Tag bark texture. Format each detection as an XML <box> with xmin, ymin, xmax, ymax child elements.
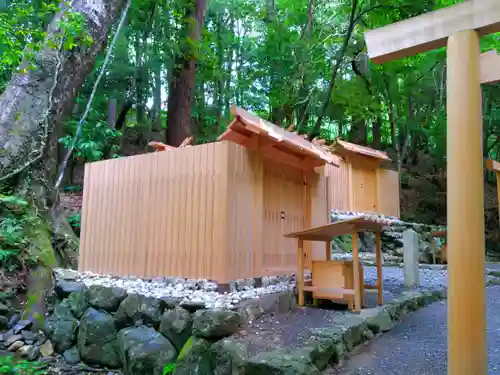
<box><xmin>0</xmin><ymin>0</ymin><xmax>127</xmax><ymax>179</ymax></box>
<box><xmin>166</xmin><ymin>0</ymin><xmax>207</xmax><ymax>146</ymax></box>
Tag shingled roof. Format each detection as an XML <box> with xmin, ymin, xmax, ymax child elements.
<box><xmin>218</xmin><ymin>106</ymin><xmax>340</xmax><ymax>170</ymax></box>
<box><xmin>332</xmin><ymin>139</ymin><xmax>391</xmax><ymax>162</ymax></box>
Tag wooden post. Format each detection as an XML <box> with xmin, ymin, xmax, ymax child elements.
<box><xmin>497</xmin><ymin>173</ymin><xmax>500</xmax><ymax>223</ymax></box>
<box><xmin>375</xmin><ymin>231</ymin><xmax>383</xmax><ymax>306</ymax></box>
<box><xmin>351</xmin><ymin>231</ymin><xmax>361</xmax><ymax>311</ymax></box>
<box><xmin>297</xmin><ymin>239</ymin><xmax>304</xmax><ymax>306</ymax></box>
<box><xmin>485</xmin><ymin>160</ymin><xmax>500</xmax><ymax>223</ymax></box>
<box><xmin>447</xmin><ymin>30</ymin><xmax>487</xmax><ymax>375</ymax></box>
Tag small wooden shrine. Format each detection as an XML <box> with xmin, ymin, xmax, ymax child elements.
<box><xmin>79</xmin><ymin>106</ymin><xmax>335</xmax><ymax>283</ymax></box>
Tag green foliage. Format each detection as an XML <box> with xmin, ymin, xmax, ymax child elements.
<box><xmin>59</xmin><ymin>115</ymin><xmax>121</xmax><ymax>162</ymax></box>
<box><xmin>0</xmin><ymin>193</ymin><xmax>46</xmax><ymax>272</ymax></box>
<box><xmin>0</xmin><ymin>355</ymin><xmax>48</xmax><ymax>375</ymax></box>
<box><xmin>67</xmin><ymin>213</ymin><xmax>81</xmax><ymax>229</ymax></box>
<box><xmin>162</xmin><ymin>336</ymin><xmax>194</xmax><ymax>375</ymax></box>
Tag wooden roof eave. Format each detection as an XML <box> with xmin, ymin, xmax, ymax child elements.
<box><xmin>219</xmin><ymin>109</ymin><xmax>339</xmax><ymax>170</ymax></box>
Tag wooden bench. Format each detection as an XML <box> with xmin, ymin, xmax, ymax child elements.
<box><xmin>284</xmin><ymin>216</ymin><xmax>386</xmax><ymax>312</ymax></box>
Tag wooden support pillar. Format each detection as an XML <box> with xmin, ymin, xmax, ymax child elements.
<box><xmin>447</xmin><ymin>30</ymin><xmax>487</xmax><ymax>375</ymax></box>
<box><xmin>297</xmin><ymin>239</ymin><xmax>304</xmax><ymax>306</ymax></box>
<box><xmin>351</xmin><ymin>231</ymin><xmax>361</xmax><ymax>311</ymax></box>
<box><xmin>375</xmin><ymin>231</ymin><xmax>383</xmax><ymax>306</ymax></box>
<box><xmin>496</xmin><ymin>172</ymin><xmax>500</xmax><ymax>222</ymax></box>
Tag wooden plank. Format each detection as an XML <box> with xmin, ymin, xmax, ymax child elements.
<box><xmin>480</xmin><ymin>50</ymin><xmax>500</xmax><ymax>84</ymax></box>
<box><xmin>375</xmin><ymin>231</ymin><xmax>383</xmax><ymax>306</ymax></box>
<box><xmin>283</xmin><ymin>216</ymin><xmax>386</xmax><ymax>240</ymax></box>
<box><xmin>352</xmin><ymin>231</ymin><xmax>362</xmax><ymax>311</ymax></box>
<box><xmin>486</xmin><ymin>159</ymin><xmax>500</xmax><ymax>172</ymax></box>
<box><xmin>497</xmin><ymin>172</ymin><xmax>500</xmax><ymax>222</ymax></box>
<box><xmin>297</xmin><ymin>239</ymin><xmax>305</xmax><ymax>306</ymax></box>
<box><xmin>364</xmin><ymin>0</ymin><xmax>500</xmax><ymax>64</ymax></box>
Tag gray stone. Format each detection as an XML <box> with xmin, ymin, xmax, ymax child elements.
<box><xmin>0</xmin><ymin>302</ymin><xmax>9</xmax><ymax>314</ymax></box>
<box><xmin>44</xmin><ymin>301</ymin><xmax>79</xmax><ymax>352</ymax></box>
<box><xmin>403</xmin><ymin>229</ymin><xmax>420</xmax><ymax>288</ymax></box>
<box><xmin>118</xmin><ymin>326</ymin><xmax>177</xmax><ymax>375</ymax></box>
<box><xmin>158</xmin><ymin>307</ymin><xmax>193</xmax><ymax>351</ymax></box>
<box><xmin>7</xmin><ymin>313</ymin><xmax>20</xmax><ymax>329</ymax></box>
<box><xmin>211</xmin><ymin>338</ymin><xmax>248</xmax><ymax>375</ymax></box>
<box><xmin>56</xmin><ymin>269</ymin><xmax>79</xmax><ymax>280</ymax></box>
<box><xmin>21</xmin><ymin>330</ymin><xmax>35</xmax><ymax>341</ymax></box>
<box><xmin>4</xmin><ymin>334</ymin><xmax>23</xmax><ymax>347</ymax></box>
<box><xmin>360</xmin><ymin>307</ymin><xmax>394</xmax><ymax>333</ymax></box>
<box><xmin>291</xmin><ymin>342</ymin><xmax>335</xmax><ymax>372</ymax></box>
<box><xmin>67</xmin><ymin>290</ymin><xmax>89</xmax><ymax>319</ymax></box>
<box><xmin>8</xmin><ymin>340</ymin><xmax>24</xmax><ymax>351</ymax></box>
<box><xmin>115</xmin><ymin>294</ymin><xmax>163</xmax><ymax>328</ymax></box>
<box><xmin>18</xmin><ymin>344</ymin><xmax>39</xmax><ymax>360</ymax></box>
<box><xmin>77</xmin><ymin>307</ymin><xmax>120</xmax><ymax>368</ymax></box>
<box><xmin>39</xmin><ymin>340</ymin><xmax>54</xmax><ymax>357</ymax></box>
<box><xmin>174</xmin><ymin>337</ymin><xmax>213</xmax><ymax>375</ymax></box>
<box><xmin>87</xmin><ymin>285</ymin><xmax>127</xmax><ymax>312</ymax></box>
<box><xmin>55</xmin><ymin>280</ymin><xmax>86</xmax><ymax>299</ymax></box>
<box><xmin>363</xmin><ymin>328</ymin><xmax>375</xmax><ymax>340</ymax></box>
<box><xmin>0</xmin><ymin>315</ymin><xmax>8</xmax><ymax>330</ymax></box>
<box><xmin>338</xmin><ymin>316</ymin><xmax>368</xmax><ymax>351</ymax></box>
<box><xmin>193</xmin><ymin>309</ymin><xmax>242</xmax><ymax>340</ymax></box>
<box><xmin>12</xmin><ymin>319</ymin><xmax>32</xmax><ymax>334</ymax></box>
<box><xmin>63</xmin><ymin>346</ymin><xmax>81</xmax><ymax>364</ymax></box>
<box><xmin>245</xmin><ymin>350</ymin><xmax>321</xmax><ymax>375</ymax></box>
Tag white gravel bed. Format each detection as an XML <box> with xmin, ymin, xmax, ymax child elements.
<box><xmin>364</xmin><ymin>266</ymin><xmax>448</xmax><ymax>291</ymax></box>
<box><xmin>55</xmin><ymin>264</ymin><xmax>499</xmax><ymax>310</ymax></box>
<box><xmin>54</xmin><ymin>268</ymin><xmax>295</xmax><ymax>309</ymax></box>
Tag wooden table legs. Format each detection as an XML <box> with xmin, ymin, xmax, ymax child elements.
<box><xmin>375</xmin><ymin>231</ymin><xmax>383</xmax><ymax>306</ymax></box>
<box><xmin>297</xmin><ymin>238</ymin><xmax>304</xmax><ymax>306</ymax></box>
<box><xmin>352</xmin><ymin>231</ymin><xmax>362</xmax><ymax>311</ymax></box>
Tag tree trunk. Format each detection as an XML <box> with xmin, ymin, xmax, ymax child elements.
<box><xmin>0</xmin><ymin>0</ymin><xmax>126</xmax><ymax>180</ymax></box>
<box><xmin>166</xmin><ymin>0</ymin><xmax>207</xmax><ymax>146</ymax></box>
<box><xmin>0</xmin><ymin>0</ymin><xmax>126</xmax><ymax>324</ymax></box>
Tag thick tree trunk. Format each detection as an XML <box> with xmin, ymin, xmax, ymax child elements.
<box><xmin>166</xmin><ymin>0</ymin><xmax>207</xmax><ymax>146</ymax></box>
<box><xmin>0</xmin><ymin>0</ymin><xmax>126</xmax><ymax>323</ymax></box>
<box><xmin>0</xmin><ymin>0</ymin><xmax>126</xmax><ymax>179</ymax></box>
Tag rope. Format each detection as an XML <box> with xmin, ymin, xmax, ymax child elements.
<box><xmin>53</xmin><ymin>0</ymin><xmax>132</xmax><ymax>190</ymax></box>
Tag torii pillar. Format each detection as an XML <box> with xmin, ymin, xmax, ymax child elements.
<box><xmin>364</xmin><ymin>1</ymin><xmax>500</xmax><ymax>374</ymax></box>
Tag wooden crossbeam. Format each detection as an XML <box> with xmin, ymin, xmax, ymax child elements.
<box><xmin>364</xmin><ymin>0</ymin><xmax>500</xmax><ymax>64</ymax></box>
<box><xmin>480</xmin><ymin>50</ymin><xmax>500</xmax><ymax>84</ymax></box>
<box><xmin>486</xmin><ymin>159</ymin><xmax>500</xmax><ymax>172</ymax></box>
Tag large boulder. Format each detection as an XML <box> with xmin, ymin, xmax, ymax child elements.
<box><xmin>54</xmin><ymin>280</ymin><xmax>86</xmax><ymax>299</ymax></box>
<box><xmin>44</xmin><ymin>301</ymin><xmax>79</xmax><ymax>353</ymax></box>
<box><xmin>174</xmin><ymin>337</ymin><xmax>213</xmax><ymax>375</ymax></box>
<box><xmin>115</xmin><ymin>294</ymin><xmax>163</xmax><ymax>328</ymax></box>
<box><xmin>158</xmin><ymin>307</ymin><xmax>193</xmax><ymax>351</ymax></box>
<box><xmin>210</xmin><ymin>338</ymin><xmax>248</xmax><ymax>375</ymax></box>
<box><xmin>118</xmin><ymin>326</ymin><xmax>177</xmax><ymax>375</ymax></box>
<box><xmin>245</xmin><ymin>351</ymin><xmax>321</xmax><ymax>375</ymax></box>
<box><xmin>192</xmin><ymin>309</ymin><xmax>241</xmax><ymax>340</ymax></box>
<box><xmin>87</xmin><ymin>285</ymin><xmax>127</xmax><ymax>312</ymax></box>
<box><xmin>360</xmin><ymin>307</ymin><xmax>394</xmax><ymax>333</ymax></box>
<box><xmin>77</xmin><ymin>307</ymin><xmax>120</xmax><ymax>368</ymax></box>
<box><xmin>67</xmin><ymin>290</ymin><xmax>89</xmax><ymax>319</ymax></box>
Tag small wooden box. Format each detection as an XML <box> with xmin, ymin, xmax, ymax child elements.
<box><xmin>311</xmin><ymin>260</ymin><xmax>364</xmax><ymax>307</ymax></box>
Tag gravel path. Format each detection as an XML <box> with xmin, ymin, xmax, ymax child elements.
<box><xmin>327</xmin><ymin>285</ymin><xmax>500</xmax><ymax>375</ymax></box>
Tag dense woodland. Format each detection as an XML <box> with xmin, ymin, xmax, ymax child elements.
<box><xmin>1</xmin><ymin>0</ymin><xmax>500</xmax><ymax>295</ymax></box>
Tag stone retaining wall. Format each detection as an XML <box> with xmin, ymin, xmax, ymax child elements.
<box><xmin>0</xmin><ymin>272</ymin><xmax>297</xmax><ymax>375</ymax></box>
<box><xmin>331</xmin><ymin>210</ymin><xmax>447</xmax><ymax>264</ymax></box>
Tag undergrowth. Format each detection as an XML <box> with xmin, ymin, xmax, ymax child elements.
<box><xmin>0</xmin><ymin>193</ymin><xmax>43</xmax><ymax>274</ymax></box>
<box><xmin>0</xmin><ymin>355</ymin><xmax>48</xmax><ymax>375</ymax></box>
